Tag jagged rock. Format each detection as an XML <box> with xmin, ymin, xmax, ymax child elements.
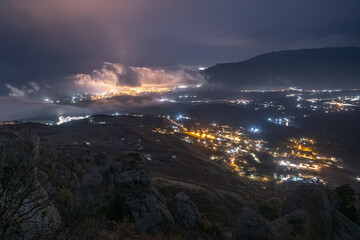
<box><xmin>276</xmin><ymin>185</ymin><xmax>360</xmax><ymax>240</ymax></box>
<box><xmin>236</xmin><ymin>207</ymin><xmax>281</xmax><ymax>240</ymax></box>
<box><xmin>127</xmin><ymin>187</ymin><xmax>174</xmax><ymax>233</ymax></box>
<box><xmin>0</xmin><ymin>130</ymin><xmax>40</xmax><ymax>166</ymax></box>
<box><xmin>20</xmin><ymin>178</ymin><xmax>62</xmax><ymax>240</ymax></box>
<box><xmin>271</xmin><ymin>210</ymin><xmax>306</xmax><ymax>240</ymax></box>
<box><xmin>281</xmin><ymin>185</ymin><xmax>339</xmax><ymax>216</ymax></box>
<box><xmin>305</xmin><ymin>188</ymin><xmax>332</xmax><ymax>240</ymax></box>
<box><xmin>82</xmin><ymin>164</ymin><xmax>110</xmax><ymax>187</ymax></box>
<box><xmin>0</xmin><ymin>131</ymin><xmax>61</xmax><ymax>240</ymax></box>
<box><xmin>331</xmin><ymin>210</ymin><xmax>360</xmax><ymax>240</ymax></box>
<box><xmin>173</xmin><ymin>192</ymin><xmax>200</xmax><ymax>228</ymax></box>
<box><xmin>43</xmin><ymin>146</ymin><xmax>174</xmax><ymax>234</ymax></box>
<box><xmin>105</xmin><ymin>154</ymin><xmax>174</xmax><ymax>232</ymax></box>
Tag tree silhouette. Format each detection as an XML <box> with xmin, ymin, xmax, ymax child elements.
<box><xmin>0</xmin><ymin>130</ymin><xmax>57</xmax><ymax>239</ymax></box>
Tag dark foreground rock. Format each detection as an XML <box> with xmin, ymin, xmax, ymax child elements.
<box><xmin>281</xmin><ymin>184</ymin><xmax>339</xmax><ymax>216</ymax></box>
<box><xmin>1</xmin><ymin>129</ymin><xmax>175</xmax><ymax>238</ymax></box>
<box><xmin>331</xmin><ymin>210</ymin><xmax>360</xmax><ymax>240</ymax></box>
<box><xmin>173</xmin><ymin>192</ymin><xmax>200</xmax><ymax>228</ymax></box>
<box><xmin>271</xmin><ymin>210</ymin><xmax>305</xmax><ymax>240</ymax></box>
<box><xmin>236</xmin><ymin>207</ymin><xmax>281</xmax><ymax>240</ymax></box>
<box><xmin>0</xmin><ymin>131</ymin><xmax>61</xmax><ymax>240</ymax></box>
<box><xmin>305</xmin><ymin>188</ymin><xmax>332</xmax><ymax>240</ymax></box>
<box><xmin>273</xmin><ymin>185</ymin><xmax>360</xmax><ymax>240</ymax></box>
<box><xmin>79</xmin><ymin>153</ymin><xmax>175</xmax><ymax>233</ymax></box>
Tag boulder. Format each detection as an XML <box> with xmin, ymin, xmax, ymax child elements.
<box><xmin>173</xmin><ymin>192</ymin><xmax>200</xmax><ymax>228</ymax></box>
<box><xmin>277</xmin><ymin>185</ymin><xmax>360</xmax><ymax>240</ymax></box>
<box><xmin>105</xmin><ymin>154</ymin><xmax>174</xmax><ymax>232</ymax></box>
<box><xmin>281</xmin><ymin>185</ymin><xmax>339</xmax><ymax>216</ymax></box>
<box><xmin>128</xmin><ymin>187</ymin><xmax>174</xmax><ymax>233</ymax></box>
<box><xmin>271</xmin><ymin>210</ymin><xmax>305</xmax><ymax>240</ymax></box>
<box><xmin>82</xmin><ymin>164</ymin><xmax>110</xmax><ymax>188</ymax></box>
<box><xmin>0</xmin><ymin>130</ymin><xmax>61</xmax><ymax>239</ymax></box>
<box><xmin>236</xmin><ymin>207</ymin><xmax>281</xmax><ymax>240</ymax></box>
<box><xmin>305</xmin><ymin>188</ymin><xmax>332</xmax><ymax>240</ymax></box>
<box><xmin>20</xmin><ymin>178</ymin><xmax>62</xmax><ymax>240</ymax></box>
<box><xmin>331</xmin><ymin>210</ymin><xmax>360</xmax><ymax>240</ymax></box>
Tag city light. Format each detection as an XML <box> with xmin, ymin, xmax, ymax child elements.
<box><xmin>250</xmin><ymin>127</ymin><xmax>260</xmax><ymax>133</ymax></box>
<box><xmin>56</xmin><ymin>115</ymin><xmax>90</xmax><ymax>125</ymax></box>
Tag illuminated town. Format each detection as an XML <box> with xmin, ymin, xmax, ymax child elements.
<box><xmin>149</xmin><ymin>113</ymin><xmax>345</xmax><ymax>186</ymax></box>
<box><xmin>90</xmin><ymin>86</ymin><xmax>173</xmax><ymax>100</ymax></box>
<box><xmin>37</xmin><ymin>110</ymin><xmax>337</xmax><ymax>186</ymax></box>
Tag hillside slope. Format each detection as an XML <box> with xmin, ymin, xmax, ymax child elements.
<box><xmin>204</xmin><ymin>47</ymin><xmax>360</xmax><ymax>89</ymax></box>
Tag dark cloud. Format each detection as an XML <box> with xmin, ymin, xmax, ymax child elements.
<box><xmin>0</xmin><ymin>0</ymin><xmax>359</xmax><ymax>96</ymax></box>
<box><xmin>5</xmin><ymin>82</ymin><xmax>40</xmax><ymax>96</ymax></box>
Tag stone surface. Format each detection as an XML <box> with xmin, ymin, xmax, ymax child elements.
<box><xmin>276</xmin><ymin>185</ymin><xmax>360</xmax><ymax>240</ymax></box>
<box><xmin>1</xmin><ymin>130</ymin><xmax>175</xmax><ymax>236</ymax></box>
<box><xmin>85</xmin><ymin>153</ymin><xmax>174</xmax><ymax>233</ymax></box>
<box><xmin>331</xmin><ymin>210</ymin><xmax>360</xmax><ymax>240</ymax></box>
<box><xmin>20</xmin><ymin>179</ymin><xmax>62</xmax><ymax>240</ymax></box>
<box><xmin>271</xmin><ymin>210</ymin><xmax>305</xmax><ymax>240</ymax></box>
<box><xmin>82</xmin><ymin>164</ymin><xmax>110</xmax><ymax>187</ymax></box>
<box><xmin>281</xmin><ymin>184</ymin><xmax>339</xmax><ymax>216</ymax></box>
<box><xmin>127</xmin><ymin>187</ymin><xmax>174</xmax><ymax>233</ymax></box>
<box><xmin>236</xmin><ymin>207</ymin><xmax>281</xmax><ymax>240</ymax></box>
<box><xmin>0</xmin><ymin>130</ymin><xmax>61</xmax><ymax>239</ymax></box>
<box><xmin>305</xmin><ymin>188</ymin><xmax>332</xmax><ymax>240</ymax></box>
<box><xmin>173</xmin><ymin>192</ymin><xmax>200</xmax><ymax>228</ymax></box>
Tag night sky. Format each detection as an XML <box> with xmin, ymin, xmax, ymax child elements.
<box><xmin>0</xmin><ymin>0</ymin><xmax>360</xmax><ymax>96</ymax></box>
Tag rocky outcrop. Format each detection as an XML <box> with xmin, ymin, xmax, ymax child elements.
<box><xmin>2</xmin><ymin>130</ymin><xmax>176</xmax><ymax>235</ymax></box>
<box><xmin>274</xmin><ymin>185</ymin><xmax>360</xmax><ymax>240</ymax></box>
<box><xmin>83</xmin><ymin>164</ymin><xmax>110</xmax><ymax>188</ymax></box>
<box><xmin>281</xmin><ymin>184</ymin><xmax>339</xmax><ymax>216</ymax></box>
<box><xmin>271</xmin><ymin>210</ymin><xmax>305</xmax><ymax>240</ymax></box>
<box><xmin>331</xmin><ymin>210</ymin><xmax>360</xmax><ymax>240</ymax></box>
<box><xmin>79</xmin><ymin>153</ymin><xmax>174</xmax><ymax>233</ymax></box>
<box><xmin>127</xmin><ymin>187</ymin><xmax>174</xmax><ymax>233</ymax></box>
<box><xmin>173</xmin><ymin>192</ymin><xmax>200</xmax><ymax>228</ymax></box>
<box><xmin>20</xmin><ymin>176</ymin><xmax>62</xmax><ymax>240</ymax></box>
<box><xmin>110</xmin><ymin>158</ymin><xmax>174</xmax><ymax>232</ymax></box>
<box><xmin>305</xmin><ymin>188</ymin><xmax>332</xmax><ymax>240</ymax></box>
<box><xmin>236</xmin><ymin>207</ymin><xmax>281</xmax><ymax>240</ymax></box>
<box><xmin>1</xmin><ymin>129</ymin><xmax>175</xmax><ymax>236</ymax></box>
<box><xmin>0</xmin><ymin>130</ymin><xmax>61</xmax><ymax>240</ymax></box>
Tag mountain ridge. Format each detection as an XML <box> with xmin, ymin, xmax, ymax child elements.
<box><xmin>204</xmin><ymin>46</ymin><xmax>360</xmax><ymax>89</ymax></box>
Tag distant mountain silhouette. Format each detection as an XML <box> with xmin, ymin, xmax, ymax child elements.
<box><xmin>203</xmin><ymin>47</ymin><xmax>360</xmax><ymax>89</ymax></box>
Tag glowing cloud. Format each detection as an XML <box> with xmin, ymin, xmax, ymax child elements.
<box><xmin>72</xmin><ymin>62</ymin><xmax>207</xmax><ymax>93</ymax></box>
